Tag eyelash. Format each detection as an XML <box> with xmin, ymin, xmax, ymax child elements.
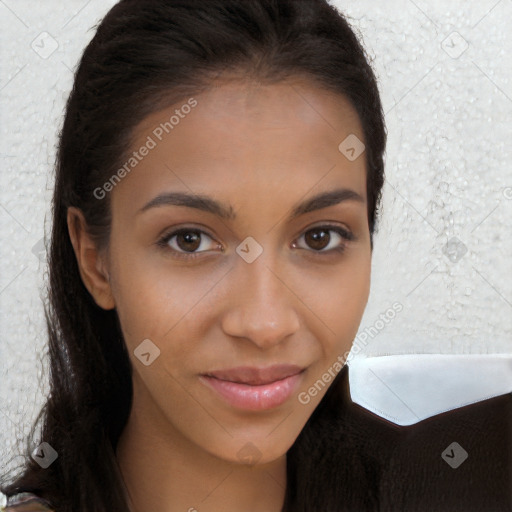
<box><xmin>156</xmin><ymin>224</ymin><xmax>355</xmax><ymax>261</ymax></box>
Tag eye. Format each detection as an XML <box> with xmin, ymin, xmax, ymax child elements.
<box><xmin>156</xmin><ymin>228</ymin><xmax>221</xmax><ymax>261</ymax></box>
<box><xmin>156</xmin><ymin>224</ymin><xmax>355</xmax><ymax>261</ymax></box>
<box><xmin>292</xmin><ymin>224</ymin><xmax>355</xmax><ymax>255</ymax></box>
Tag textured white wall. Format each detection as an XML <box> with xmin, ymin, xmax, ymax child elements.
<box><xmin>1</xmin><ymin>0</ymin><xmax>511</xmax><ymax>474</ymax></box>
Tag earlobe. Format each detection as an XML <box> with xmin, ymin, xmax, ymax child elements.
<box><xmin>66</xmin><ymin>207</ymin><xmax>116</xmax><ymax>311</ymax></box>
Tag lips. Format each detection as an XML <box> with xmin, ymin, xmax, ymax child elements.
<box><xmin>203</xmin><ymin>364</ymin><xmax>304</xmax><ymax>386</ymax></box>
<box><xmin>199</xmin><ymin>364</ymin><xmax>305</xmax><ymax>411</ymax></box>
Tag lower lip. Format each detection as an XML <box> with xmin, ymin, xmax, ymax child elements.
<box><xmin>199</xmin><ymin>372</ymin><xmax>304</xmax><ymax>411</ymax></box>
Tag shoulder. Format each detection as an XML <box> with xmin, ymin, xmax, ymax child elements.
<box><xmin>1</xmin><ymin>493</ymin><xmax>55</xmax><ymax>512</ymax></box>
<box><xmin>345</xmin><ymin>355</ymin><xmax>512</xmax><ymax>511</ymax></box>
<box><xmin>377</xmin><ymin>390</ymin><xmax>512</xmax><ymax>511</ymax></box>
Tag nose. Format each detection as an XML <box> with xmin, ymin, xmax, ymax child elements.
<box><xmin>220</xmin><ymin>255</ymin><xmax>301</xmax><ymax>350</ymax></box>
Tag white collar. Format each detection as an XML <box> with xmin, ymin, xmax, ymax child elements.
<box><xmin>346</xmin><ymin>354</ymin><xmax>512</xmax><ymax>426</ymax></box>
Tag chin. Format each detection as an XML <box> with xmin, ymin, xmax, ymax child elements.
<box><xmin>204</xmin><ymin>438</ymin><xmax>289</xmax><ymax>467</ymax></box>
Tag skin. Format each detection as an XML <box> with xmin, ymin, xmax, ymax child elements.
<box><xmin>67</xmin><ymin>77</ymin><xmax>372</xmax><ymax>512</ymax></box>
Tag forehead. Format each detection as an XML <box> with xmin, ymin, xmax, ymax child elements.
<box><xmin>111</xmin><ymin>78</ymin><xmax>367</xmax><ymax>217</ymax></box>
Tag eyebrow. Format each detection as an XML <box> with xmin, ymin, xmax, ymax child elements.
<box><xmin>138</xmin><ymin>188</ymin><xmax>365</xmax><ymax>222</ymax></box>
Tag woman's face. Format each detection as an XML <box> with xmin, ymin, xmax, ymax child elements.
<box><xmin>91</xmin><ymin>78</ymin><xmax>371</xmax><ymax>465</ymax></box>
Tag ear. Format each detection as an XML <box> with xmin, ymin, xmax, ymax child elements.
<box><xmin>67</xmin><ymin>206</ymin><xmax>116</xmax><ymax>311</ymax></box>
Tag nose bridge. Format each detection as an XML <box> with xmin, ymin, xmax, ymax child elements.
<box><xmin>221</xmin><ymin>249</ymin><xmax>300</xmax><ymax>348</ymax></box>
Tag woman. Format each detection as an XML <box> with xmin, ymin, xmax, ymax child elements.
<box><xmin>1</xmin><ymin>0</ymin><xmax>387</xmax><ymax>510</ymax></box>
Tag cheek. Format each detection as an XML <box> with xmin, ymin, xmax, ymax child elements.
<box><xmin>110</xmin><ymin>249</ymin><xmax>218</xmax><ymax>357</ymax></box>
<box><xmin>108</xmin><ymin>246</ymin><xmax>174</xmax><ymax>349</ymax></box>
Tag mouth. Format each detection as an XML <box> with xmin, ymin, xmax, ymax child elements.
<box><xmin>199</xmin><ymin>364</ymin><xmax>306</xmax><ymax>411</ymax></box>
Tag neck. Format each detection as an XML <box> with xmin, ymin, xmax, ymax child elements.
<box><xmin>115</xmin><ymin>382</ymin><xmax>287</xmax><ymax>512</ymax></box>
